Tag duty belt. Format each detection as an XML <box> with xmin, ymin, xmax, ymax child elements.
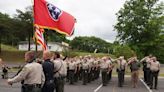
<box><xmin>23</xmin><ymin>84</ymin><xmax>41</xmax><ymax>88</ymax></box>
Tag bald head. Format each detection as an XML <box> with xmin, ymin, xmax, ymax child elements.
<box><xmin>43</xmin><ymin>51</ymin><xmax>52</xmax><ymax>60</ymax></box>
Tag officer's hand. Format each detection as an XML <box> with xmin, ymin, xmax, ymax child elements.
<box><xmin>7</xmin><ymin>79</ymin><xmax>12</xmax><ymax>85</ymax></box>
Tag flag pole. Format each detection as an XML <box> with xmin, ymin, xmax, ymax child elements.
<box><xmin>32</xmin><ymin>0</ymin><xmax>38</xmax><ymax>56</ymax></box>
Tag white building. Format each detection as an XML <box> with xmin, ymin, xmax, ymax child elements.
<box><xmin>18</xmin><ymin>41</ymin><xmax>69</xmax><ymax>52</ymax></box>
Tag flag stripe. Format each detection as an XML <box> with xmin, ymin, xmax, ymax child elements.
<box><xmin>34</xmin><ymin>26</ymin><xmax>48</xmax><ymax>51</ymax></box>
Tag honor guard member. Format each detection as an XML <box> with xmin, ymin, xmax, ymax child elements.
<box><xmin>94</xmin><ymin>58</ymin><xmax>100</xmax><ymax>80</ymax></box>
<box><xmin>128</xmin><ymin>56</ymin><xmax>140</xmax><ymax>88</ymax></box>
<box><xmin>42</xmin><ymin>51</ymin><xmax>55</xmax><ymax>92</ymax></box>
<box><xmin>74</xmin><ymin>59</ymin><xmax>80</xmax><ymax>82</ymax></box>
<box><xmin>82</xmin><ymin>58</ymin><xmax>89</xmax><ymax>85</ymax></box>
<box><xmin>116</xmin><ymin>56</ymin><xmax>126</xmax><ymax>87</ymax></box>
<box><xmin>65</xmin><ymin>58</ymin><xmax>70</xmax><ymax>82</ymax></box>
<box><xmin>68</xmin><ymin>58</ymin><xmax>76</xmax><ymax>84</ymax></box>
<box><xmin>149</xmin><ymin>57</ymin><xmax>160</xmax><ymax>89</ymax></box>
<box><xmin>107</xmin><ymin>57</ymin><xmax>113</xmax><ymax>82</ymax></box>
<box><xmin>100</xmin><ymin>57</ymin><xmax>110</xmax><ymax>86</ymax></box>
<box><xmin>7</xmin><ymin>51</ymin><xmax>45</xmax><ymax>92</ymax></box>
<box><xmin>140</xmin><ymin>55</ymin><xmax>152</xmax><ymax>85</ymax></box>
<box><xmin>52</xmin><ymin>52</ymin><xmax>67</xmax><ymax>92</ymax></box>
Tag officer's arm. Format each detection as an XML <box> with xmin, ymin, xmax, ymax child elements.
<box><xmin>8</xmin><ymin>66</ymin><xmax>29</xmax><ymax>84</ymax></box>
<box><xmin>140</xmin><ymin>57</ymin><xmax>146</xmax><ymax>62</ymax></box>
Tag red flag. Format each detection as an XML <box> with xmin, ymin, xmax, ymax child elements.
<box><xmin>34</xmin><ymin>0</ymin><xmax>76</xmax><ymax>36</ymax></box>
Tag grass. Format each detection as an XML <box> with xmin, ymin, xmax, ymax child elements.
<box><xmin>1</xmin><ymin>44</ymin><xmax>18</xmax><ymax>51</ymax></box>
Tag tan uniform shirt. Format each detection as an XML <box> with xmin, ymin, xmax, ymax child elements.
<box><xmin>117</xmin><ymin>60</ymin><xmax>126</xmax><ymax>70</ymax></box>
<box><xmin>53</xmin><ymin>58</ymin><xmax>67</xmax><ymax>77</ymax></box>
<box><xmin>8</xmin><ymin>62</ymin><xmax>45</xmax><ymax>85</ymax></box>
<box><xmin>141</xmin><ymin>57</ymin><xmax>151</xmax><ymax>68</ymax></box>
<box><xmin>69</xmin><ymin>62</ymin><xmax>76</xmax><ymax>70</ymax></box>
<box><xmin>100</xmin><ymin>60</ymin><xmax>109</xmax><ymax>69</ymax></box>
<box><xmin>150</xmin><ymin>61</ymin><xmax>160</xmax><ymax>71</ymax></box>
<box><xmin>82</xmin><ymin>61</ymin><xmax>89</xmax><ymax>69</ymax></box>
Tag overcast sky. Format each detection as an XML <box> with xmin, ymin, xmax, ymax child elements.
<box><xmin>0</xmin><ymin>0</ymin><xmax>163</xmax><ymax>42</ymax></box>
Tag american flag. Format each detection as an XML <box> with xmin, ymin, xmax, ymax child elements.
<box><xmin>34</xmin><ymin>26</ymin><xmax>48</xmax><ymax>51</ymax></box>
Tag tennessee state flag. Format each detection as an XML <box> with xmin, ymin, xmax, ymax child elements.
<box><xmin>34</xmin><ymin>0</ymin><xmax>76</xmax><ymax>36</ymax></box>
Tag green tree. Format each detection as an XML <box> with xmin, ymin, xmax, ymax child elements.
<box><xmin>113</xmin><ymin>45</ymin><xmax>136</xmax><ymax>59</ymax></box>
<box><xmin>70</xmin><ymin>36</ymin><xmax>112</xmax><ymax>53</ymax></box>
<box><xmin>114</xmin><ymin>0</ymin><xmax>164</xmax><ymax>59</ymax></box>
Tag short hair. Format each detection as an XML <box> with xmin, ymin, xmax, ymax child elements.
<box><xmin>25</xmin><ymin>51</ymin><xmax>35</xmax><ymax>60</ymax></box>
<box><xmin>43</xmin><ymin>51</ymin><xmax>52</xmax><ymax>59</ymax></box>
<box><xmin>54</xmin><ymin>52</ymin><xmax>60</xmax><ymax>58</ymax></box>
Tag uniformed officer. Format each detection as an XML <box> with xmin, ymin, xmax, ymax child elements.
<box><xmin>68</xmin><ymin>58</ymin><xmax>76</xmax><ymax>84</ymax></box>
<box><xmin>100</xmin><ymin>57</ymin><xmax>110</xmax><ymax>86</ymax></box>
<box><xmin>128</xmin><ymin>56</ymin><xmax>140</xmax><ymax>88</ymax></box>
<box><xmin>107</xmin><ymin>57</ymin><xmax>113</xmax><ymax>82</ymax></box>
<box><xmin>7</xmin><ymin>51</ymin><xmax>45</xmax><ymax>92</ymax></box>
<box><xmin>116</xmin><ymin>56</ymin><xmax>127</xmax><ymax>87</ymax></box>
<box><xmin>42</xmin><ymin>51</ymin><xmax>55</xmax><ymax>92</ymax></box>
<box><xmin>149</xmin><ymin>57</ymin><xmax>160</xmax><ymax>89</ymax></box>
<box><xmin>52</xmin><ymin>52</ymin><xmax>67</xmax><ymax>92</ymax></box>
<box><xmin>94</xmin><ymin>58</ymin><xmax>100</xmax><ymax>80</ymax></box>
<box><xmin>140</xmin><ymin>54</ymin><xmax>152</xmax><ymax>85</ymax></box>
<box><xmin>82</xmin><ymin>58</ymin><xmax>89</xmax><ymax>85</ymax></box>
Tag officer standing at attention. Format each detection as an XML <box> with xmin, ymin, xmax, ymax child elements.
<box><xmin>128</xmin><ymin>56</ymin><xmax>140</xmax><ymax>88</ymax></box>
<box><xmin>68</xmin><ymin>58</ymin><xmax>76</xmax><ymax>84</ymax></box>
<box><xmin>42</xmin><ymin>51</ymin><xmax>55</xmax><ymax>92</ymax></box>
<box><xmin>116</xmin><ymin>56</ymin><xmax>127</xmax><ymax>87</ymax></box>
<box><xmin>52</xmin><ymin>52</ymin><xmax>67</xmax><ymax>92</ymax></box>
<box><xmin>100</xmin><ymin>57</ymin><xmax>110</xmax><ymax>86</ymax></box>
<box><xmin>7</xmin><ymin>51</ymin><xmax>45</xmax><ymax>92</ymax></box>
<box><xmin>140</xmin><ymin>54</ymin><xmax>152</xmax><ymax>85</ymax></box>
<box><xmin>107</xmin><ymin>57</ymin><xmax>113</xmax><ymax>82</ymax></box>
<box><xmin>149</xmin><ymin>57</ymin><xmax>160</xmax><ymax>89</ymax></box>
<box><xmin>82</xmin><ymin>58</ymin><xmax>89</xmax><ymax>85</ymax></box>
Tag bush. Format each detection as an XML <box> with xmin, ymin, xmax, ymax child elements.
<box><xmin>113</xmin><ymin>45</ymin><xmax>136</xmax><ymax>59</ymax></box>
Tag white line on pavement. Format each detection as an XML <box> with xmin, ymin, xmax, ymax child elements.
<box><xmin>140</xmin><ymin>79</ymin><xmax>152</xmax><ymax>92</ymax></box>
<box><xmin>94</xmin><ymin>84</ymin><xmax>103</xmax><ymax>92</ymax></box>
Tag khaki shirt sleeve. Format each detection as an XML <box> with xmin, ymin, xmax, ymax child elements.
<box><xmin>8</xmin><ymin>66</ymin><xmax>30</xmax><ymax>84</ymax></box>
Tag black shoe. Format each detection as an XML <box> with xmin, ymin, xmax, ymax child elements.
<box><xmin>150</xmin><ymin>87</ymin><xmax>153</xmax><ymax>89</ymax></box>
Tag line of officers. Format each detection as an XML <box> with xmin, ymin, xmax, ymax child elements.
<box><xmin>6</xmin><ymin>51</ymin><xmax>160</xmax><ymax>92</ymax></box>
<box><xmin>65</xmin><ymin>54</ymin><xmax>160</xmax><ymax>89</ymax></box>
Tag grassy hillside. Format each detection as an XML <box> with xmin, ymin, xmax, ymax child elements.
<box><xmin>1</xmin><ymin>44</ymin><xmax>18</xmax><ymax>51</ymax></box>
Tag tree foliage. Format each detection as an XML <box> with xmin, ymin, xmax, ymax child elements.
<box><xmin>0</xmin><ymin>6</ymin><xmax>67</xmax><ymax>48</ymax></box>
<box><xmin>70</xmin><ymin>36</ymin><xmax>113</xmax><ymax>53</ymax></box>
<box><xmin>114</xmin><ymin>0</ymin><xmax>164</xmax><ymax>61</ymax></box>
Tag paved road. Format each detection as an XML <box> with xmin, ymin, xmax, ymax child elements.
<box><xmin>0</xmin><ymin>72</ymin><xmax>163</xmax><ymax>92</ymax></box>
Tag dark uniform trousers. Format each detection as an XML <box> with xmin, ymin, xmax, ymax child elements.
<box><xmin>108</xmin><ymin>70</ymin><xmax>112</xmax><ymax>82</ymax></box>
<box><xmin>22</xmin><ymin>84</ymin><xmax>41</xmax><ymax>92</ymax></box>
<box><xmin>88</xmin><ymin>69</ymin><xmax>92</xmax><ymax>83</ymax></box>
<box><xmin>54</xmin><ymin>77</ymin><xmax>65</xmax><ymax>92</ymax></box>
<box><xmin>145</xmin><ymin>68</ymin><xmax>151</xmax><ymax>85</ymax></box>
<box><xmin>142</xmin><ymin>62</ymin><xmax>147</xmax><ymax>82</ymax></box>
<box><xmin>101</xmin><ymin>69</ymin><xmax>108</xmax><ymax>86</ymax></box>
<box><xmin>150</xmin><ymin>71</ymin><xmax>159</xmax><ymax>89</ymax></box>
<box><xmin>69</xmin><ymin>70</ymin><xmax>75</xmax><ymax>84</ymax></box>
<box><xmin>82</xmin><ymin>69</ymin><xmax>88</xmax><ymax>85</ymax></box>
<box><xmin>66</xmin><ymin>67</ymin><xmax>69</xmax><ymax>82</ymax></box>
<box><xmin>42</xmin><ymin>80</ymin><xmax>55</xmax><ymax>92</ymax></box>
<box><xmin>74</xmin><ymin>67</ymin><xmax>80</xmax><ymax>82</ymax></box>
<box><xmin>117</xmin><ymin>69</ymin><xmax>125</xmax><ymax>87</ymax></box>
<box><xmin>95</xmin><ymin>68</ymin><xmax>100</xmax><ymax>79</ymax></box>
